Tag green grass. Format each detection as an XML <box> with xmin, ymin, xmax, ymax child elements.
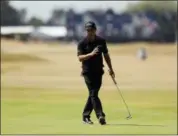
<box><xmin>1</xmin><ymin>87</ymin><xmax>177</xmax><ymax>134</ymax></box>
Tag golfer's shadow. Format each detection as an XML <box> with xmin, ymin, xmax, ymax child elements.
<box><xmin>107</xmin><ymin>123</ymin><xmax>166</xmax><ymax>127</ymax></box>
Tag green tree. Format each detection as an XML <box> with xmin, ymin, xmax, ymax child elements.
<box><xmin>124</xmin><ymin>1</ymin><xmax>177</xmax><ymax>42</ymax></box>
<box><xmin>19</xmin><ymin>8</ymin><xmax>27</xmax><ymax>25</ymax></box>
<box><xmin>28</xmin><ymin>17</ymin><xmax>44</xmax><ymax>26</ymax></box>
<box><xmin>1</xmin><ymin>0</ymin><xmax>22</xmax><ymax>26</ymax></box>
<box><xmin>125</xmin><ymin>1</ymin><xmax>177</xmax><ymax>13</ymax></box>
<box><xmin>46</xmin><ymin>9</ymin><xmax>66</xmax><ymax>25</ymax></box>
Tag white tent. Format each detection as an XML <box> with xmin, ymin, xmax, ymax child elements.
<box><xmin>1</xmin><ymin>26</ymin><xmax>34</xmax><ymax>35</ymax></box>
<box><xmin>1</xmin><ymin>26</ymin><xmax>67</xmax><ymax>38</ymax></box>
<box><xmin>37</xmin><ymin>26</ymin><xmax>67</xmax><ymax>37</ymax></box>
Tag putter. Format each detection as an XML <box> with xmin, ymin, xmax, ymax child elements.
<box><xmin>109</xmin><ymin>72</ymin><xmax>132</xmax><ymax>119</ymax></box>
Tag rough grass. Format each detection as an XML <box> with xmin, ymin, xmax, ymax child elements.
<box><xmin>1</xmin><ymin>52</ymin><xmax>46</xmax><ymax>62</ymax></box>
<box><xmin>108</xmin><ymin>43</ymin><xmax>176</xmax><ymax>55</ymax></box>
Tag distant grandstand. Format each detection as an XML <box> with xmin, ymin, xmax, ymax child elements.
<box><xmin>1</xmin><ymin>10</ymin><xmax>176</xmax><ymax>43</ymax></box>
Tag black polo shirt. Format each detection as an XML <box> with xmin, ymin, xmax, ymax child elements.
<box><xmin>77</xmin><ymin>35</ymin><xmax>108</xmax><ymax>75</ymax></box>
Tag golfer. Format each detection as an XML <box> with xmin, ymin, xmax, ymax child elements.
<box><xmin>77</xmin><ymin>21</ymin><xmax>115</xmax><ymax>125</ymax></box>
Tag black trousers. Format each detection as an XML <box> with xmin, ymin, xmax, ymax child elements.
<box><xmin>82</xmin><ymin>72</ymin><xmax>105</xmax><ymax>119</ymax></box>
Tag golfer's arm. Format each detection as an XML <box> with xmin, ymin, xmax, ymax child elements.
<box><xmin>78</xmin><ymin>53</ymin><xmax>92</xmax><ymax>62</ymax></box>
<box><xmin>104</xmin><ymin>53</ymin><xmax>113</xmax><ymax>70</ymax></box>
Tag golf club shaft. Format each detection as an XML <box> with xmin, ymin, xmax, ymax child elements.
<box><xmin>111</xmin><ymin>75</ymin><xmax>132</xmax><ymax>116</ymax></box>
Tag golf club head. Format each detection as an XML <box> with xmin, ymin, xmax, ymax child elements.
<box><xmin>126</xmin><ymin>115</ymin><xmax>132</xmax><ymax>120</ymax></box>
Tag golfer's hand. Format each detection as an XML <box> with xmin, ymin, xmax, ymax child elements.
<box><xmin>90</xmin><ymin>47</ymin><xmax>99</xmax><ymax>56</ymax></box>
<box><xmin>108</xmin><ymin>69</ymin><xmax>115</xmax><ymax>78</ymax></box>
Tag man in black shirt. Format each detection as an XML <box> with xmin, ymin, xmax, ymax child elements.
<box><xmin>77</xmin><ymin>21</ymin><xmax>115</xmax><ymax>125</ymax></box>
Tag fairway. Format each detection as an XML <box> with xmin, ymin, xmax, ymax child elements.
<box><xmin>1</xmin><ymin>39</ymin><xmax>177</xmax><ymax>134</ymax></box>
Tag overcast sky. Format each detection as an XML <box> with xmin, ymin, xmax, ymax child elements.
<box><xmin>10</xmin><ymin>1</ymin><xmax>139</xmax><ymax>21</ymax></box>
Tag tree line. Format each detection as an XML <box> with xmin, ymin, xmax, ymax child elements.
<box><xmin>1</xmin><ymin>1</ymin><xmax>177</xmax><ymax>26</ymax></box>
